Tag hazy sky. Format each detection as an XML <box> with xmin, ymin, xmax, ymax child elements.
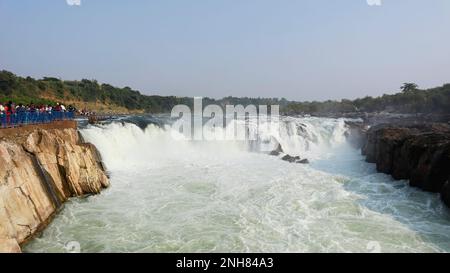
<box><xmin>1</xmin><ymin>0</ymin><xmax>449</xmax><ymax>101</ymax></box>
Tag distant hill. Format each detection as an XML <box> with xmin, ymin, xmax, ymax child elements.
<box><xmin>284</xmin><ymin>83</ymin><xmax>450</xmax><ymax>115</ymax></box>
<box><xmin>0</xmin><ymin>70</ymin><xmax>189</xmax><ymax>113</ymax></box>
<box><xmin>1</xmin><ymin>70</ymin><xmax>449</xmax><ymax>115</ymax></box>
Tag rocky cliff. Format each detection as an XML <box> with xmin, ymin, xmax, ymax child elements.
<box><xmin>362</xmin><ymin>123</ymin><xmax>450</xmax><ymax>207</ymax></box>
<box><xmin>0</xmin><ymin>121</ymin><xmax>109</xmax><ymax>253</ymax></box>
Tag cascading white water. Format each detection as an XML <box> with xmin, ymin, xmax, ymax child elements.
<box><xmin>258</xmin><ymin>116</ymin><xmax>349</xmax><ymax>158</ymax></box>
<box><xmin>24</xmin><ymin>116</ymin><xmax>450</xmax><ymax>253</ymax></box>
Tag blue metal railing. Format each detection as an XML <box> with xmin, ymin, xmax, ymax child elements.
<box><xmin>0</xmin><ymin>111</ymin><xmax>75</xmax><ymax>128</ymax></box>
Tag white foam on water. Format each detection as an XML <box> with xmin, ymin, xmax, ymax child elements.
<box><xmin>24</xmin><ymin>117</ymin><xmax>450</xmax><ymax>253</ymax></box>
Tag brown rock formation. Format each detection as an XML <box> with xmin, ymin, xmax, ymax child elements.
<box><xmin>0</xmin><ymin>121</ymin><xmax>109</xmax><ymax>252</ymax></box>
<box><xmin>362</xmin><ymin>123</ymin><xmax>450</xmax><ymax>207</ymax></box>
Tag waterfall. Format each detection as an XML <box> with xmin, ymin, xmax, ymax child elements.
<box><xmin>80</xmin><ymin>116</ymin><xmax>351</xmax><ymax>170</ymax></box>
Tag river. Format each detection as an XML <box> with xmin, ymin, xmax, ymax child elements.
<box><xmin>24</xmin><ymin>116</ymin><xmax>450</xmax><ymax>253</ymax></box>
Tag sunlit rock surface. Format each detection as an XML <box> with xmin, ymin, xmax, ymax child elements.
<box><xmin>0</xmin><ymin>121</ymin><xmax>109</xmax><ymax>252</ymax></box>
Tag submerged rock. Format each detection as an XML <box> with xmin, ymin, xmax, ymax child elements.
<box><xmin>269</xmin><ymin>143</ymin><xmax>284</xmax><ymax>156</ymax></box>
<box><xmin>281</xmin><ymin>154</ymin><xmax>309</xmax><ymax>164</ymax></box>
<box><xmin>297</xmin><ymin>159</ymin><xmax>310</xmax><ymax>164</ymax></box>
<box><xmin>282</xmin><ymin>154</ymin><xmax>300</xmax><ymax>163</ymax></box>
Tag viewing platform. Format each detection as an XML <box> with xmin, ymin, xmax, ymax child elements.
<box><xmin>0</xmin><ymin>111</ymin><xmax>75</xmax><ymax>129</ymax></box>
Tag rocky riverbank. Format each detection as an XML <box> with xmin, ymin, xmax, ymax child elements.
<box><xmin>360</xmin><ymin>122</ymin><xmax>450</xmax><ymax>207</ymax></box>
<box><xmin>0</xmin><ymin>121</ymin><xmax>109</xmax><ymax>253</ymax></box>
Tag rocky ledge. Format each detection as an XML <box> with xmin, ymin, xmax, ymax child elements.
<box><xmin>0</xmin><ymin>121</ymin><xmax>109</xmax><ymax>253</ymax></box>
<box><xmin>361</xmin><ymin>123</ymin><xmax>450</xmax><ymax>207</ymax></box>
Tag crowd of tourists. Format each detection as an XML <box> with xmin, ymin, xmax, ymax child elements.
<box><xmin>0</xmin><ymin>101</ymin><xmax>76</xmax><ymax>128</ymax></box>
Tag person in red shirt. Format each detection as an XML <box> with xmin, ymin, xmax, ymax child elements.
<box><xmin>4</xmin><ymin>104</ymin><xmax>10</xmax><ymax>126</ymax></box>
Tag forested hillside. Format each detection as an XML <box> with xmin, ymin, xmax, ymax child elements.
<box><xmin>1</xmin><ymin>70</ymin><xmax>449</xmax><ymax>115</ymax></box>
<box><xmin>284</xmin><ymin>83</ymin><xmax>450</xmax><ymax>115</ymax></box>
<box><xmin>0</xmin><ymin>70</ymin><xmax>189</xmax><ymax>113</ymax></box>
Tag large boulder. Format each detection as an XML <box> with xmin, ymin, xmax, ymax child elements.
<box><xmin>23</xmin><ymin>129</ymin><xmax>109</xmax><ymax>199</ymax></box>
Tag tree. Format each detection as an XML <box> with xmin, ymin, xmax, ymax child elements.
<box><xmin>401</xmin><ymin>83</ymin><xmax>419</xmax><ymax>93</ymax></box>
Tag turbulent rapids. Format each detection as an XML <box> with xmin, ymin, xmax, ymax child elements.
<box><xmin>24</xmin><ymin>116</ymin><xmax>450</xmax><ymax>253</ymax></box>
